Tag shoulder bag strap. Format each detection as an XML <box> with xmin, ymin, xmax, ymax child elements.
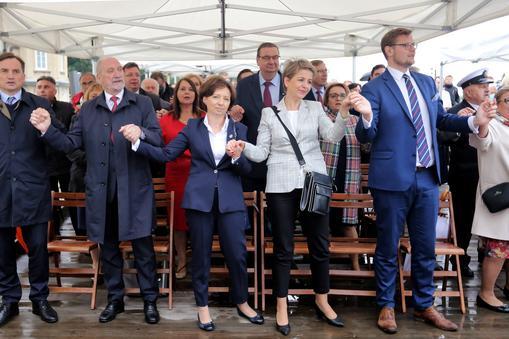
<box><xmin>270</xmin><ymin>106</ymin><xmax>306</xmax><ymax>167</ymax></box>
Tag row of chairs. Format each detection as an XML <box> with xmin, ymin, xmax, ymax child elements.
<box><xmin>45</xmin><ymin>180</ymin><xmax>466</xmax><ymax>313</ymax></box>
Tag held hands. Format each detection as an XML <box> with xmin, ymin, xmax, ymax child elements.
<box><xmin>343</xmin><ymin>92</ymin><xmax>372</xmax><ymax>120</ymax></box>
<box><xmin>457</xmin><ymin>107</ymin><xmax>475</xmax><ymax>117</ymax></box>
<box><xmin>30</xmin><ymin>108</ymin><xmax>51</xmax><ymax>133</ymax></box>
<box><xmin>119</xmin><ymin>124</ymin><xmax>142</xmax><ymax>143</ymax></box>
<box><xmin>225</xmin><ymin>139</ymin><xmax>245</xmax><ymax>158</ymax></box>
<box><xmin>228</xmin><ymin>105</ymin><xmax>245</xmax><ymax>122</ymax></box>
<box><xmin>474</xmin><ymin>99</ymin><xmax>497</xmax><ymax>128</ymax></box>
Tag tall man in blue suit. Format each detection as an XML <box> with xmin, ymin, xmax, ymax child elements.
<box><xmin>355</xmin><ymin>28</ymin><xmax>496</xmax><ymax>334</ymax></box>
<box><xmin>229</xmin><ymin>42</ymin><xmax>285</xmax><ymax>192</ymax></box>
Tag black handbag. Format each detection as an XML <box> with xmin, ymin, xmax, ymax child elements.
<box><xmin>482</xmin><ymin>182</ymin><xmax>509</xmax><ymax>213</ymax></box>
<box><xmin>271</xmin><ymin>107</ymin><xmax>332</xmax><ymax>215</ymax></box>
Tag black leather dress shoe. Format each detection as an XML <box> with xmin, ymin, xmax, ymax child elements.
<box><xmin>0</xmin><ymin>302</ymin><xmax>19</xmax><ymax>327</ymax></box>
<box><xmin>236</xmin><ymin>307</ymin><xmax>264</xmax><ymax>325</ymax></box>
<box><xmin>197</xmin><ymin>313</ymin><xmax>215</xmax><ymax>331</ymax></box>
<box><xmin>275</xmin><ymin>322</ymin><xmax>291</xmax><ymax>336</ymax></box>
<box><xmin>503</xmin><ymin>287</ymin><xmax>509</xmax><ymax>299</ymax></box>
<box><xmin>99</xmin><ymin>301</ymin><xmax>125</xmax><ymax>323</ymax></box>
<box><xmin>32</xmin><ymin>300</ymin><xmax>58</xmax><ymax>323</ymax></box>
<box><xmin>144</xmin><ymin>301</ymin><xmax>159</xmax><ymax>324</ymax></box>
<box><xmin>477</xmin><ymin>296</ymin><xmax>509</xmax><ymax>313</ymax></box>
<box><xmin>461</xmin><ymin>266</ymin><xmax>474</xmax><ymax>278</ymax></box>
<box><xmin>314</xmin><ymin>304</ymin><xmax>344</xmax><ymax>327</ymax></box>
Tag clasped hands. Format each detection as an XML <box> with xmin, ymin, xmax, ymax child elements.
<box><xmin>225</xmin><ymin>139</ymin><xmax>245</xmax><ymax>159</ymax></box>
<box><xmin>29</xmin><ymin>108</ymin><xmax>51</xmax><ymax>133</ymax></box>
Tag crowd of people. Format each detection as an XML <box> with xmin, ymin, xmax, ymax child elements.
<box><xmin>1</xmin><ymin>26</ymin><xmax>508</xmax><ymax>336</ymax></box>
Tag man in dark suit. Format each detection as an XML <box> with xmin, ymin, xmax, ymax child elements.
<box><xmin>446</xmin><ymin>69</ymin><xmax>493</xmax><ymax>277</ymax></box>
<box><xmin>0</xmin><ymin>52</ymin><xmax>59</xmax><ymax>327</ymax></box>
<box><xmin>229</xmin><ymin>42</ymin><xmax>285</xmax><ymax>192</ymax></box>
<box><xmin>30</xmin><ymin>57</ymin><xmax>162</xmax><ymax>325</ymax></box>
<box><xmin>304</xmin><ymin>59</ymin><xmax>328</xmax><ymax>104</ymax></box>
<box><xmin>355</xmin><ymin>28</ymin><xmax>495</xmax><ymax>334</ymax></box>
<box><xmin>35</xmin><ymin>75</ymin><xmax>77</xmax><ymax>231</ymax></box>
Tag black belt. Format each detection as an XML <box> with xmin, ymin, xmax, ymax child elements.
<box><xmin>416</xmin><ymin>166</ymin><xmax>434</xmax><ymax>172</ymax></box>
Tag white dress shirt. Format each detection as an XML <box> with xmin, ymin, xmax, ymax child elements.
<box><xmin>104</xmin><ymin>89</ymin><xmax>124</xmax><ymax>111</ymax></box>
<box><xmin>0</xmin><ymin>90</ymin><xmax>22</xmax><ymax>105</ymax></box>
<box><xmin>203</xmin><ymin>114</ymin><xmax>229</xmax><ymax>166</ymax></box>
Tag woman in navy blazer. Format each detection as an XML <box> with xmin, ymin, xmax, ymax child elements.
<box><xmin>120</xmin><ymin>76</ymin><xmax>264</xmax><ymax>331</ymax></box>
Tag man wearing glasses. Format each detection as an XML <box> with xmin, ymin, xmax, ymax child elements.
<box><xmin>355</xmin><ymin>28</ymin><xmax>496</xmax><ymax>334</ymax></box>
<box><xmin>229</xmin><ymin>42</ymin><xmax>285</xmax><ymax>192</ymax></box>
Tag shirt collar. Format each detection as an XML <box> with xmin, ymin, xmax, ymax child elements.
<box><xmin>203</xmin><ymin>114</ymin><xmax>229</xmax><ymax>134</ymax></box>
<box><xmin>259</xmin><ymin>72</ymin><xmax>280</xmax><ymax>87</ymax></box>
<box><xmin>387</xmin><ymin>66</ymin><xmax>410</xmax><ymax>81</ymax></box>
<box><xmin>466</xmin><ymin>100</ymin><xmax>480</xmax><ymax>110</ymax></box>
<box><xmin>104</xmin><ymin>88</ymin><xmax>124</xmax><ymax>104</ymax></box>
<box><xmin>0</xmin><ymin>89</ymin><xmax>22</xmax><ymax>104</ymax></box>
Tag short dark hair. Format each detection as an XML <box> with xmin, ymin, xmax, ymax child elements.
<box><xmin>348</xmin><ymin>83</ymin><xmax>361</xmax><ymax>91</ymax></box>
<box><xmin>0</xmin><ymin>52</ymin><xmax>25</xmax><ymax>72</ymax></box>
<box><xmin>199</xmin><ymin>75</ymin><xmax>235</xmax><ymax>111</ymax></box>
<box><xmin>123</xmin><ymin>62</ymin><xmax>140</xmax><ymax>71</ymax></box>
<box><xmin>256</xmin><ymin>42</ymin><xmax>279</xmax><ymax>57</ymax></box>
<box><xmin>150</xmin><ymin>71</ymin><xmax>166</xmax><ymax>82</ymax></box>
<box><xmin>310</xmin><ymin>60</ymin><xmax>324</xmax><ymax>67</ymax></box>
<box><xmin>236</xmin><ymin>68</ymin><xmax>253</xmax><ymax>83</ymax></box>
<box><xmin>371</xmin><ymin>64</ymin><xmax>386</xmax><ymax>76</ymax></box>
<box><xmin>36</xmin><ymin>75</ymin><xmax>56</xmax><ymax>85</ymax></box>
<box><xmin>171</xmin><ymin>77</ymin><xmax>201</xmax><ymax>120</ymax></box>
<box><xmin>380</xmin><ymin>27</ymin><xmax>412</xmax><ymax>58</ymax></box>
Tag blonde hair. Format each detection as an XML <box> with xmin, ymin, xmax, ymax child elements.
<box><xmin>84</xmin><ymin>83</ymin><xmax>103</xmax><ymax>101</ymax></box>
<box><xmin>282</xmin><ymin>58</ymin><xmax>315</xmax><ymax>85</ymax></box>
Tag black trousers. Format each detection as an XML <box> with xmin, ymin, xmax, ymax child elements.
<box><xmin>0</xmin><ymin>223</ymin><xmax>49</xmax><ymax>304</ymax></box>
<box><xmin>266</xmin><ymin>189</ymin><xmax>330</xmax><ymax>298</ymax></box>
<box><xmin>186</xmin><ymin>189</ymin><xmax>248</xmax><ymax>307</ymax></box>
<box><xmin>100</xmin><ymin>196</ymin><xmax>159</xmax><ymax>303</ymax></box>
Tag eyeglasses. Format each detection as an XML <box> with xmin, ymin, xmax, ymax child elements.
<box><xmin>390</xmin><ymin>42</ymin><xmax>417</xmax><ymax>49</ymax></box>
<box><xmin>258</xmin><ymin>55</ymin><xmax>280</xmax><ymax>61</ymax></box>
<box><xmin>329</xmin><ymin>93</ymin><xmax>347</xmax><ymax>99</ymax></box>
<box><xmin>503</xmin><ymin>98</ymin><xmax>509</xmax><ymax>104</ymax></box>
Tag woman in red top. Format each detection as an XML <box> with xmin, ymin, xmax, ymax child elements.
<box><xmin>159</xmin><ymin>77</ymin><xmax>203</xmax><ymax>279</ymax></box>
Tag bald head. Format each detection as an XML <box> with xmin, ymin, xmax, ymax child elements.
<box><xmin>141</xmin><ymin>78</ymin><xmax>160</xmax><ymax>96</ymax></box>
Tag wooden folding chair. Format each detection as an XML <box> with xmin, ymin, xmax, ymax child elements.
<box><xmin>208</xmin><ymin>191</ymin><xmax>259</xmax><ymax>308</ymax></box>
<box><xmin>120</xmin><ymin>190</ymin><xmax>175</xmax><ymax>309</ymax></box>
<box><xmin>47</xmin><ymin>192</ymin><xmax>100</xmax><ymax>309</ymax></box>
<box><xmin>398</xmin><ymin>191</ymin><xmax>466</xmax><ymax>314</ymax></box>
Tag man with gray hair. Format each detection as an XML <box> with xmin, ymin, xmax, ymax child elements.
<box><xmin>30</xmin><ymin>56</ymin><xmax>162</xmax><ymax>325</ymax></box>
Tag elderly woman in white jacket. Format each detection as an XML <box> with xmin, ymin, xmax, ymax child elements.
<box><xmin>469</xmin><ymin>87</ymin><xmax>509</xmax><ymax>313</ymax></box>
<box><xmin>229</xmin><ymin>58</ymin><xmax>372</xmax><ymax>335</ymax></box>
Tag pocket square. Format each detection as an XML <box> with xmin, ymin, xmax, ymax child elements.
<box><xmin>431</xmin><ymin>92</ymin><xmax>440</xmax><ymax>102</ymax></box>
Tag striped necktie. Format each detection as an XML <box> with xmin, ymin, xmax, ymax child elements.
<box><xmin>403</xmin><ymin>74</ymin><xmax>431</xmax><ymax>167</ymax></box>
<box><xmin>6</xmin><ymin>96</ymin><xmax>16</xmax><ymax>105</ymax></box>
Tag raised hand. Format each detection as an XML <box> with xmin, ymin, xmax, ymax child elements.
<box><xmin>30</xmin><ymin>108</ymin><xmax>51</xmax><ymax>133</ymax></box>
<box><xmin>119</xmin><ymin>124</ymin><xmax>142</xmax><ymax>143</ymax></box>
<box><xmin>228</xmin><ymin>105</ymin><xmax>245</xmax><ymax>122</ymax></box>
<box><xmin>226</xmin><ymin>139</ymin><xmax>245</xmax><ymax>158</ymax></box>
<box><xmin>474</xmin><ymin>99</ymin><xmax>497</xmax><ymax>128</ymax></box>
<box><xmin>346</xmin><ymin>92</ymin><xmax>372</xmax><ymax>120</ymax></box>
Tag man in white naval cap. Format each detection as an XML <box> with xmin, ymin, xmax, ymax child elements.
<box><xmin>446</xmin><ymin>68</ymin><xmax>493</xmax><ymax>277</ymax></box>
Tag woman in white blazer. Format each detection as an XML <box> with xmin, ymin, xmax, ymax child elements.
<box><xmin>230</xmin><ymin>59</ymin><xmax>372</xmax><ymax>335</ymax></box>
<box><xmin>469</xmin><ymin>87</ymin><xmax>509</xmax><ymax>313</ymax></box>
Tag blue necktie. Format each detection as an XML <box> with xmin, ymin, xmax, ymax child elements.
<box><xmin>6</xmin><ymin>96</ymin><xmax>16</xmax><ymax>105</ymax></box>
<box><xmin>403</xmin><ymin>74</ymin><xmax>431</xmax><ymax>167</ymax></box>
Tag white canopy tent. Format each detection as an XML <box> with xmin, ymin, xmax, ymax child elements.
<box><xmin>2</xmin><ymin>0</ymin><xmax>509</xmax><ymax>62</ymax></box>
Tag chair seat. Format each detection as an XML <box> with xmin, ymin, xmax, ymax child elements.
<box><xmin>48</xmin><ymin>240</ymin><xmax>97</xmax><ymax>253</ymax></box>
<box><xmin>264</xmin><ymin>240</ymin><xmax>376</xmax><ymax>255</ymax></box>
<box><xmin>400</xmin><ymin>239</ymin><xmax>465</xmax><ymax>255</ymax></box>
<box><xmin>119</xmin><ymin>240</ymin><xmax>169</xmax><ymax>253</ymax></box>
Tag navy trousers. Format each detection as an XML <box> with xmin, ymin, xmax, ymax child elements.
<box><xmin>0</xmin><ymin>223</ymin><xmax>49</xmax><ymax>304</ymax></box>
<box><xmin>100</xmin><ymin>196</ymin><xmax>159</xmax><ymax>303</ymax></box>
<box><xmin>185</xmin><ymin>191</ymin><xmax>248</xmax><ymax>307</ymax></box>
<box><xmin>372</xmin><ymin>167</ymin><xmax>438</xmax><ymax>310</ymax></box>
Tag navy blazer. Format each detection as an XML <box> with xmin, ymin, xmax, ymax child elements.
<box><xmin>136</xmin><ymin>118</ymin><xmax>251</xmax><ymax>213</ymax></box>
<box><xmin>355</xmin><ymin>70</ymin><xmax>472</xmax><ymax>191</ymax></box>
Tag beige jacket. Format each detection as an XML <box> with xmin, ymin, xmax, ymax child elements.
<box><xmin>469</xmin><ymin>119</ymin><xmax>509</xmax><ymax>241</ymax></box>
<box><xmin>244</xmin><ymin>99</ymin><xmax>346</xmax><ymax>193</ymax></box>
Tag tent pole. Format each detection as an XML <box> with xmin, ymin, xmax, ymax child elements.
<box><xmin>352</xmin><ymin>51</ymin><xmax>357</xmax><ymax>82</ymax></box>
<box><xmin>219</xmin><ymin>0</ymin><xmax>226</xmax><ymax>56</ymax></box>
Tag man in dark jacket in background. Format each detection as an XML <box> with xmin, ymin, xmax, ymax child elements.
<box><xmin>0</xmin><ymin>52</ymin><xmax>59</xmax><ymax>327</ymax></box>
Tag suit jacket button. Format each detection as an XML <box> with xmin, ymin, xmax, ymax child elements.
<box><xmin>213</xmin><ymin>169</ymin><xmax>218</xmax><ymax>174</ymax></box>
<box><xmin>104</xmin><ymin>123</ymin><xmax>109</xmax><ymax>127</ymax></box>
<box><xmin>101</xmin><ymin>162</ymin><xmax>105</xmax><ymax>166</ymax></box>
<box><xmin>101</xmin><ymin>142</ymin><xmax>106</xmax><ymax>146</ymax></box>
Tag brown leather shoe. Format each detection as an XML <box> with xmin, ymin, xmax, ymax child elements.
<box><xmin>377</xmin><ymin>306</ymin><xmax>397</xmax><ymax>334</ymax></box>
<box><xmin>413</xmin><ymin>307</ymin><xmax>458</xmax><ymax>331</ymax></box>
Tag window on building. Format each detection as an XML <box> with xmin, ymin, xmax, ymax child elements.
<box><xmin>35</xmin><ymin>51</ymin><xmax>48</xmax><ymax>70</ymax></box>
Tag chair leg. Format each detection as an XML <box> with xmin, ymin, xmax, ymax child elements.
<box><xmin>397</xmin><ymin>249</ymin><xmax>407</xmax><ymax>313</ymax></box>
<box><xmin>261</xmin><ymin>248</ymin><xmax>266</xmax><ymax>312</ymax></box>
<box><xmin>454</xmin><ymin>254</ymin><xmax>466</xmax><ymax>314</ymax></box>
<box><xmin>90</xmin><ymin>247</ymin><xmax>100</xmax><ymax>310</ymax></box>
<box><xmin>168</xmin><ymin>253</ymin><xmax>173</xmax><ymax>310</ymax></box>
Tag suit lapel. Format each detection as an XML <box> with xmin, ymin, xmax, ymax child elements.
<box><xmin>382</xmin><ymin>72</ymin><xmax>412</xmax><ymax>123</ymax></box>
<box><xmin>0</xmin><ymin>101</ymin><xmax>11</xmax><ymax>120</ymax></box>
<box><xmin>198</xmin><ymin>118</ymin><xmax>217</xmax><ymax>166</ymax></box>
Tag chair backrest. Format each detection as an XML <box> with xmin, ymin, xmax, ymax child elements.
<box><xmin>243</xmin><ymin>191</ymin><xmax>258</xmax><ymax>238</ymax></box>
<box><xmin>330</xmin><ymin>192</ymin><xmax>373</xmax><ymax>209</ymax></box>
<box><xmin>438</xmin><ymin>191</ymin><xmax>458</xmax><ymax>245</ymax></box>
<box><xmin>360</xmin><ymin>163</ymin><xmax>369</xmax><ymax>190</ymax></box>
<box><xmin>152</xmin><ymin>177</ymin><xmax>166</xmax><ymax>192</ymax></box>
<box><xmin>49</xmin><ymin>191</ymin><xmax>86</xmax><ymax>241</ymax></box>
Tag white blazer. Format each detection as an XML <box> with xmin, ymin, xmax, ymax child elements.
<box><xmin>244</xmin><ymin>99</ymin><xmax>346</xmax><ymax>193</ymax></box>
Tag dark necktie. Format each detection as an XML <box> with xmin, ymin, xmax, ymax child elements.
<box><xmin>111</xmin><ymin>95</ymin><xmax>118</xmax><ymax>112</ymax></box>
<box><xmin>403</xmin><ymin>74</ymin><xmax>431</xmax><ymax>167</ymax></box>
<box><xmin>6</xmin><ymin>96</ymin><xmax>16</xmax><ymax>105</ymax></box>
<box><xmin>263</xmin><ymin>81</ymin><xmax>272</xmax><ymax>107</ymax></box>
<box><xmin>316</xmin><ymin>90</ymin><xmax>323</xmax><ymax>104</ymax></box>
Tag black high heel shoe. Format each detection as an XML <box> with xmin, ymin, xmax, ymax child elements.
<box><xmin>313</xmin><ymin>304</ymin><xmax>344</xmax><ymax>327</ymax></box>
<box><xmin>197</xmin><ymin>313</ymin><xmax>215</xmax><ymax>331</ymax></box>
<box><xmin>275</xmin><ymin>321</ymin><xmax>291</xmax><ymax>336</ymax></box>
<box><xmin>236</xmin><ymin>307</ymin><xmax>264</xmax><ymax>325</ymax></box>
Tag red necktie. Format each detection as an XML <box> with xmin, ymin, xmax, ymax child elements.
<box><xmin>263</xmin><ymin>81</ymin><xmax>272</xmax><ymax>107</ymax></box>
<box><xmin>111</xmin><ymin>95</ymin><xmax>118</xmax><ymax>112</ymax></box>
